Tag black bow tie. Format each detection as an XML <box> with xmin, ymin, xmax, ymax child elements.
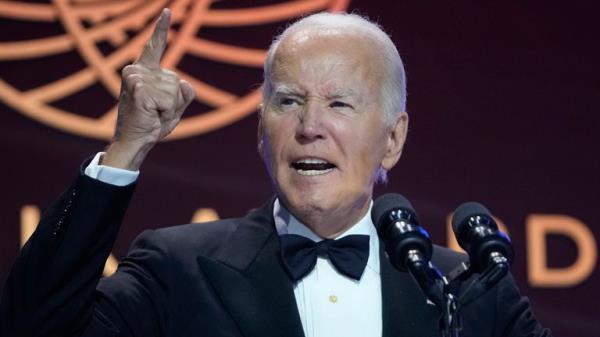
<box><xmin>280</xmin><ymin>234</ymin><xmax>370</xmax><ymax>282</ymax></box>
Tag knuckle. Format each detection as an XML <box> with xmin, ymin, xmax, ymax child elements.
<box><xmin>123</xmin><ymin>74</ymin><xmax>142</xmax><ymax>89</ymax></box>
<box><xmin>144</xmin><ymin>39</ymin><xmax>154</xmax><ymax>51</ymax></box>
<box><xmin>161</xmin><ymin>68</ymin><xmax>177</xmax><ymax>77</ymax></box>
<box><xmin>160</xmin><ymin>70</ymin><xmax>179</xmax><ymax>84</ymax></box>
<box><xmin>133</xmin><ymin>81</ymin><xmax>145</xmax><ymax>91</ymax></box>
<box><xmin>132</xmin><ymin>85</ymin><xmax>146</xmax><ymax>100</ymax></box>
<box><xmin>122</xmin><ymin>64</ymin><xmax>145</xmax><ymax>78</ymax></box>
<box><xmin>121</xmin><ymin>64</ymin><xmax>138</xmax><ymax>77</ymax></box>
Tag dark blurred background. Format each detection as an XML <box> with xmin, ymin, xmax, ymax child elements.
<box><xmin>1</xmin><ymin>1</ymin><xmax>598</xmax><ymax>335</ymax></box>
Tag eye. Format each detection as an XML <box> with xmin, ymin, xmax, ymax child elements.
<box><xmin>329</xmin><ymin>100</ymin><xmax>352</xmax><ymax>109</ymax></box>
<box><xmin>280</xmin><ymin>97</ymin><xmax>299</xmax><ymax>107</ymax></box>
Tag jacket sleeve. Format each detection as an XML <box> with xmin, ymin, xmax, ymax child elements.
<box><xmin>0</xmin><ymin>163</ymin><xmax>136</xmax><ymax>337</ymax></box>
<box><xmin>493</xmin><ymin>273</ymin><xmax>552</xmax><ymax>337</ymax></box>
<box><xmin>81</xmin><ymin>229</ymin><xmax>174</xmax><ymax>337</ymax></box>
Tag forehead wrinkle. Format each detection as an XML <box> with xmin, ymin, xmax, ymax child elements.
<box><xmin>272</xmin><ymin>70</ymin><xmax>370</xmax><ymax>107</ymax></box>
<box><xmin>271</xmin><ymin>32</ymin><xmax>382</xmax><ymax>107</ymax></box>
<box><xmin>323</xmin><ymin>86</ymin><xmax>358</xmax><ymax>97</ymax></box>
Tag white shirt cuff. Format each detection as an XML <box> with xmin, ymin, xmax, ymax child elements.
<box><xmin>84</xmin><ymin>152</ymin><xmax>139</xmax><ymax>186</ymax></box>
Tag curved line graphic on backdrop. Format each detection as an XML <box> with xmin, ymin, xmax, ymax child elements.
<box><xmin>0</xmin><ymin>0</ymin><xmax>350</xmax><ymax>141</ymax></box>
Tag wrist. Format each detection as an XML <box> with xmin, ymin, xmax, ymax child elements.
<box><xmin>102</xmin><ymin>140</ymin><xmax>154</xmax><ymax>171</ymax></box>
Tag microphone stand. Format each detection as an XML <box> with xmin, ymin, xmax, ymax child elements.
<box><xmin>454</xmin><ymin>252</ymin><xmax>510</xmax><ymax>308</ymax></box>
<box><xmin>407</xmin><ymin>252</ymin><xmax>510</xmax><ymax>337</ymax></box>
<box><xmin>404</xmin><ymin>251</ymin><xmax>461</xmax><ymax>337</ymax></box>
<box><xmin>405</xmin><ymin>250</ymin><xmax>445</xmax><ymax>309</ymax></box>
<box><xmin>433</xmin><ymin>252</ymin><xmax>510</xmax><ymax>337</ymax></box>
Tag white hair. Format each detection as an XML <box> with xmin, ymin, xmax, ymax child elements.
<box><xmin>262</xmin><ymin>12</ymin><xmax>407</xmax><ymax>126</ymax></box>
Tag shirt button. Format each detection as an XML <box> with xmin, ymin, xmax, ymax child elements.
<box><xmin>329</xmin><ymin>295</ymin><xmax>338</xmax><ymax>303</ymax></box>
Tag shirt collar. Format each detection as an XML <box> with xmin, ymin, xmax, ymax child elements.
<box><xmin>273</xmin><ymin>198</ymin><xmax>380</xmax><ymax>274</ymax></box>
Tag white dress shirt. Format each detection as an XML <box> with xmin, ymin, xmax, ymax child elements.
<box><xmin>273</xmin><ymin>199</ymin><xmax>382</xmax><ymax>337</ymax></box>
<box><xmin>84</xmin><ymin>152</ymin><xmax>138</xmax><ymax>186</ymax></box>
<box><xmin>85</xmin><ymin>153</ymin><xmax>383</xmax><ymax>337</ymax></box>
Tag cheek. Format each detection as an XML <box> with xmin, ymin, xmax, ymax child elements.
<box><xmin>262</xmin><ymin>116</ymin><xmax>294</xmax><ymax>164</ymax></box>
<box><xmin>348</xmin><ymin>129</ymin><xmax>388</xmax><ymax>175</ymax></box>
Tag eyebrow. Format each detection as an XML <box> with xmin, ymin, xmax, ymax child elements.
<box><xmin>273</xmin><ymin>84</ymin><xmax>302</xmax><ymax>96</ymax></box>
<box><xmin>272</xmin><ymin>84</ymin><xmax>358</xmax><ymax>100</ymax></box>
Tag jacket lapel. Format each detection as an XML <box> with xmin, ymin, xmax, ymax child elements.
<box><xmin>197</xmin><ymin>201</ymin><xmax>441</xmax><ymax>337</ymax></box>
<box><xmin>380</xmin><ymin>241</ymin><xmax>440</xmax><ymax>337</ymax></box>
<box><xmin>196</xmin><ymin>201</ymin><xmax>305</xmax><ymax>337</ymax></box>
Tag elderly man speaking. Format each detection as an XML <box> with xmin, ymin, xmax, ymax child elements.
<box><xmin>1</xmin><ymin>9</ymin><xmax>549</xmax><ymax>337</ymax></box>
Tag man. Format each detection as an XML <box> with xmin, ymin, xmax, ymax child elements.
<box><xmin>0</xmin><ymin>9</ymin><xmax>550</xmax><ymax>337</ymax></box>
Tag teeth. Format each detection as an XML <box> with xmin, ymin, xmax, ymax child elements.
<box><xmin>291</xmin><ymin>158</ymin><xmax>336</xmax><ymax>175</ymax></box>
<box><xmin>296</xmin><ymin>158</ymin><xmax>329</xmax><ymax>164</ymax></box>
<box><xmin>296</xmin><ymin>168</ymin><xmax>335</xmax><ymax>176</ymax></box>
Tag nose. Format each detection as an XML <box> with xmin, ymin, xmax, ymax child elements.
<box><xmin>295</xmin><ymin>101</ymin><xmax>325</xmax><ymax>143</ymax></box>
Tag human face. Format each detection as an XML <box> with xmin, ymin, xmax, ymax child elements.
<box><xmin>259</xmin><ymin>30</ymin><xmax>407</xmax><ymax>237</ymax></box>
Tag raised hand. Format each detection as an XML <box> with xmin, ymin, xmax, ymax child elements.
<box><xmin>103</xmin><ymin>8</ymin><xmax>195</xmax><ymax>171</ymax></box>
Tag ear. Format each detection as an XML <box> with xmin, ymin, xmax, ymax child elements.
<box><xmin>257</xmin><ymin>103</ymin><xmax>265</xmax><ymax>156</ymax></box>
<box><xmin>381</xmin><ymin>112</ymin><xmax>409</xmax><ymax>171</ymax></box>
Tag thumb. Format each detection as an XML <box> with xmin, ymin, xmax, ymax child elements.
<box><xmin>174</xmin><ymin>79</ymin><xmax>195</xmax><ymax>118</ymax></box>
<box><xmin>179</xmin><ymin>79</ymin><xmax>195</xmax><ymax>109</ymax></box>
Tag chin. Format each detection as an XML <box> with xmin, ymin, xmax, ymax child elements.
<box><xmin>278</xmin><ymin>185</ymin><xmax>327</xmax><ymax>216</ymax></box>
<box><xmin>283</xmin><ymin>189</ymin><xmax>327</xmax><ymax>214</ymax></box>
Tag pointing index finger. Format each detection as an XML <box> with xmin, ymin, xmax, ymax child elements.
<box><xmin>136</xmin><ymin>8</ymin><xmax>170</xmax><ymax>68</ymax></box>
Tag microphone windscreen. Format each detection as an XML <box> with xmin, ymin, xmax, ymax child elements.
<box><xmin>372</xmin><ymin>193</ymin><xmax>415</xmax><ymax>229</ymax></box>
<box><xmin>451</xmin><ymin>201</ymin><xmax>492</xmax><ymax>234</ymax></box>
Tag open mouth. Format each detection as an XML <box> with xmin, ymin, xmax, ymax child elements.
<box><xmin>290</xmin><ymin>158</ymin><xmax>336</xmax><ymax>176</ymax></box>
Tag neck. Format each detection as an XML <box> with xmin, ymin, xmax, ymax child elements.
<box><xmin>286</xmin><ymin>197</ymin><xmax>372</xmax><ymax>239</ymax></box>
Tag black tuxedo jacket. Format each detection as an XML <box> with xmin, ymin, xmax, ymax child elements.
<box><xmin>1</xmin><ymin>171</ymin><xmax>550</xmax><ymax>337</ymax></box>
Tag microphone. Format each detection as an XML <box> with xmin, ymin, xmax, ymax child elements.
<box><xmin>451</xmin><ymin>202</ymin><xmax>514</xmax><ymax>273</ymax></box>
<box><xmin>372</xmin><ymin>193</ymin><xmax>432</xmax><ymax>270</ymax></box>
<box><xmin>372</xmin><ymin>193</ymin><xmax>444</xmax><ymax>307</ymax></box>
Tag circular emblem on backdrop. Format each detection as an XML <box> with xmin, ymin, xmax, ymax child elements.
<box><xmin>0</xmin><ymin>0</ymin><xmax>350</xmax><ymax>141</ymax></box>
